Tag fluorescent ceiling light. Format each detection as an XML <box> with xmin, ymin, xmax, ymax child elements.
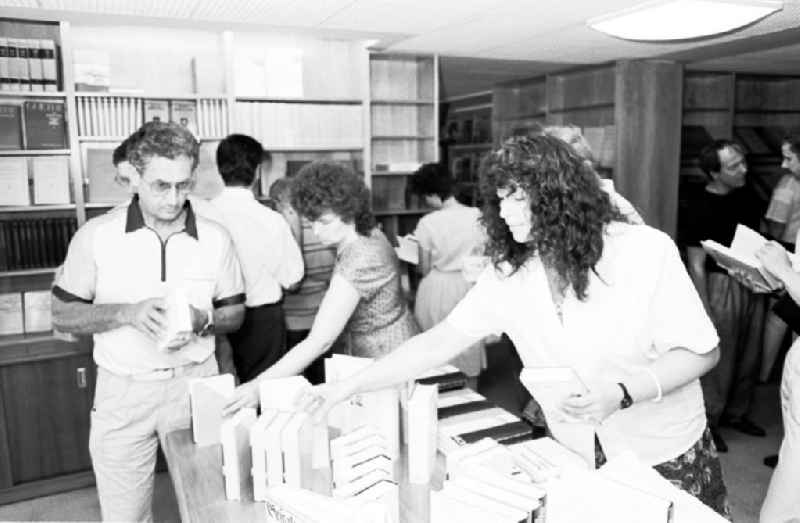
<box><xmin>588</xmin><ymin>0</ymin><xmax>782</xmax><ymax>41</ymax></box>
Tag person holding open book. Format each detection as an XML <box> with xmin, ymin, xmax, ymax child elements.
<box><xmin>754</xmin><ymin>239</ymin><xmax>800</xmax><ymax>522</ymax></box>
<box><xmin>299</xmin><ymin>135</ymin><xmax>729</xmax><ymax>517</ymax></box>
<box><xmin>683</xmin><ymin>139</ymin><xmax>768</xmax><ymax>453</ymax></box>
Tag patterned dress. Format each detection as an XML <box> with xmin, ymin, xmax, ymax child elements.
<box><xmin>335</xmin><ymin>229</ymin><xmax>419</xmax><ymax>357</ymax></box>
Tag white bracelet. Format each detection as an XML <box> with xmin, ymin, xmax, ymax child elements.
<box><xmin>642</xmin><ymin>367</ymin><xmax>663</xmax><ymax>403</ymax></box>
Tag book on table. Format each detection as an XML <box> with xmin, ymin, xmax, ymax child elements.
<box><xmin>700</xmin><ymin>224</ymin><xmax>788</xmax><ymax>291</ymax></box>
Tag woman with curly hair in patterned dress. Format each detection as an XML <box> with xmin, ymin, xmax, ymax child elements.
<box><xmin>225</xmin><ymin>161</ymin><xmax>419</xmax><ymax>412</ymax></box>
<box><xmin>303</xmin><ymin>135</ymin><xmax>730</xmax><ymax>517</ymax></box>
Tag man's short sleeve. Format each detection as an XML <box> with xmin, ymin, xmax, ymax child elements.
<box><xmin>446</xmin><ymin>265</ymin><xmax>503</xmax><ymax>339</ymax></box>
<box><xmin>212</xmin><ymin>233</ymin><xmax>245</xmax><ymax>308</ymax></box>
<box><xmin>52</xmin><ymin>224</ymin><xmax>96</xmax><ymax>303</ymax></box>
<box><xmin>647</xmin><ymin>236</ymin><xmax>719</xmax><ymax>357</ymax></box>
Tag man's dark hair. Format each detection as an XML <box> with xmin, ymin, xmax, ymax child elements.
<box><xmin>783</xmin><ymin>134</ymin><xmax>800</xmax><ymax>157</ymax></box>
<box><xmin>698</xmin><ymin>139</ymin><xmax>744</xmax><ymax>178</ymax></box>
<box><xmin>113</xmin><ymin>128</ymin><xmax>147</xmax><ymax>167</ymax></box>
<box><xmin>216</xmin><ymin>134</ymin><xmax>264</xmax><ymax>187</ymax></box>
<box><xmin>408</xmin><ymin>163</ymin><xmax>454</xmax><ymax>201</ymax></box>
<box><xmin>128</xmin><ymin>121</ymin><xmax>199</xmax><ymax>174</ymax></box>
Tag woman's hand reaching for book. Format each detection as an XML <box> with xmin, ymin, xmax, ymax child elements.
<box><xmin>222</xmin><ymin>379</ymin><xmax>259</xmax><ymax>416</ymax></box>
<box><xmin>296</xmin><ymin>382</ymin><xmax>352</xmax><ymax>423</ymax></box>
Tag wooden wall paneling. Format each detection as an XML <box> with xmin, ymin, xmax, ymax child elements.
<box><xmin>545</xmin><ymin>66</ymin><xmax>615</xmax><ymax>112</ymax></box>
<box><xmin>615</xmin><ymin>60</ymin><xmax>684</xmax><ymax>237</ymax></box>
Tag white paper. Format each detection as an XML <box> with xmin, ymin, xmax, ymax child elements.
<box><xmin>0</xmin><ymin>157</ymin><xmax>29</xmax><ymax>206</ymax></box>
<box><xmin>251</xmin><ymin>409</ymin><xmax>278</xmax><ymax>501</ymax></box>
<box><xmin>259</xmin><ymin>375</ymin><xmax>311</xmax><ymax>411</ymax></box>
<box><xmin>189</xmin><ymin>373</ymin><xmax>235</xmax><ymax>446</ymax></box>
<box><xmin>31</xmin><ymin>156</ymin><xmax>70</xmax><ymax>204</ymax></box>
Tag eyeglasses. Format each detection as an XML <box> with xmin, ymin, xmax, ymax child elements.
<box><xmin>145</xmin><ymin>179</ymin><xmax>194</xmax><ymax>196</ymax></box>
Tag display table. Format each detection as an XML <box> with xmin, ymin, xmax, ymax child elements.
<box><xmin>163</xmin><ymin>428</ymin><xmax>431</xmax><ymax>523</ymax></box>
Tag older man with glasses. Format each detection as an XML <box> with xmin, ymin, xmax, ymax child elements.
<box><xmin>51</xmin><ymin>121</ymin><xmax>245</xmax><ymax>522</ymax></box>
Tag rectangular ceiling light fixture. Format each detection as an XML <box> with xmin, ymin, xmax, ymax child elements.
<box><xmin>587</xmin><ymin>0</ymin><xmax>782</xmax><ymax>41</ymax></box>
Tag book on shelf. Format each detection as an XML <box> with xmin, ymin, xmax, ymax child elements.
<box><xmin>39</xmin><ymin>39</ymin><xmax>57</xmax><ymax>92</ymax></box>
<box><xmin>32</xmin><ymin>156</ymin><xmax>71</xmax><ymax>204</ymax></box>
<box><xmin>0</xmin><ymin>293</ymin><xmax>24</xmax><ymax>336</ymax></box>
<box><xmin>73</xmin><ymin>49</ymin><xmax>110</xmax><ymax>92</ymax></box>
<box><xmin>7</xmin><ymin>38</ymin><xmax>29</xmax><ymax>92</ymax></box>
<box><xmin>23</xmin><ymin>100</ymin><xmax>68</xmax><ymax>149</ymax></box>
<box><xmin>0</xmin><ymin>38</ymin><xmax>10</xmax><ymax>91</ymax></box>
<box><xmin>701</xmin><ymin>224</ymin><xmax>786</xmax><ymax>291</ymax></box>
<box><xmin>0</xmin><ymin>157</ymin><xmax>30</xmax><ymax>206</ymax></box>
<box><xmin>0</xmin><ymin>104</ymin><xmax>23</xmax><ymax>149</ymax></box>
<box><xmin>170</xmin><ymin>100</ymin><xmax>198</xmax><ymax>137</ymax></box>
<box><xmin>144</xmin><ymin>99</ymin><xmax>170</xmax><ymax>124</ymax></box>
<box><xmin>23</xmin><ymin>290</ymin><xmax>52</xmax><ymax>333</ymax></box>
<box><xmin>26</xmin><ymin>39</ymin><xmax>43</xmax><ymax>92</ymax></box>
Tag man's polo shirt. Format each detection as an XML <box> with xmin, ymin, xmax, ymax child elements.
<box><xmin>210</xmin><ymin>187</ymin><xmax>303</xmax><ymax>307</ymax></box>
<box><xmin>53</xmin><ymin>197</ymin><xmax>245</xmax><ymax>376</ymax></box>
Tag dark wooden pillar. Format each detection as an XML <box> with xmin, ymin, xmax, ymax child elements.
<box><xmin>614</xmin><ymin>60</ymin><xmax>684</xmax><ymax>238</ymax></box>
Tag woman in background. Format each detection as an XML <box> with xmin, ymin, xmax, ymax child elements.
<box><xmin>408</xmin><ymin>163</ymin><xmax>487</xmax><ymax>381</ymax></box>
<box><xmin>225</xmin><ymin>161</ymin><xmax>418</xmax><ymax>411</ymax></box>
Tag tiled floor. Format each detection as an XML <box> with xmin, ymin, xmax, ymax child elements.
<box><xmin>0</xmin><ymin>383</ymin><xmax>784</xmax><ymax>522</ymax></box>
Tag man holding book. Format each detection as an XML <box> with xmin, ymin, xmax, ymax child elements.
<box><xmin>683</xmin><ymin>139</ymin><xmax>767</xmax><ymax>452</ymax></box>
<box><xmin>51</xmin><ymin>122</ymin><xmax>246</xmax><ymax>522</ymax></box>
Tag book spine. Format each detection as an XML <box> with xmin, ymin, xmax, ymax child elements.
<box><xmin>27</xmin><ymin>39</ymin><xmax>43</xmax><ymax>92</ymax></box>
<box><xmin>0</xmin><ymin>38</ymin><xmax>10</xmax><ymax>91</ymax></box>
<box><xmin>6</xmin><ymin>39</ymin><xmax>20</xmax><ymax>91</ymax></box>
<box><xmin>40</xmin><ymin>40</ymin><xmax>57</xmax><ymax>92</ymax></box>
<box><xmin>15</xmin><ymin>39</ymin><xmax>31</xmax><ymax>92</ymax></box>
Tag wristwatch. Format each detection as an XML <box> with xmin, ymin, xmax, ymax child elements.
<box><xmin>197</xmin><ymin>308</ymin><xmax>215</xmax><ymax>337</ymax></box>
<box><xmin>617</xmin><ymin>382</ymin><xmax>633</xmax><ymax>410</ymax></box>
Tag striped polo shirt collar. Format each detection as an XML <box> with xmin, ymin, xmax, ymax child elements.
<box><xmin>124</xmin><ymin>194</ymin><xmax>199</xmax><ymax>240</ymax></box>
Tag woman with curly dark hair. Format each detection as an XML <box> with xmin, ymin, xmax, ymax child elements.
<box><xmin>300</xmin><ymin>136</ymin><xmax>730</xmax><ymax>517</ymax></box>
<box><xmin>225</xmin><ymin>161</ymin><xmax>418</xmax><ymax>411</ymax></box>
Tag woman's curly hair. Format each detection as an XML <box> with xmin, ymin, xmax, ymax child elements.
<box><xmin>478</xmin><ymin>135</ymin><xmax>627</xmax><ymax>300</ymax></box>
<box><xmin>290</xmin><ymin>161</ymin><xmax>376</xmax><ymax>236</ymax></box>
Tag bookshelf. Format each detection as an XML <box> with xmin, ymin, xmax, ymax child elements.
<box><xmin>0</xmin><ymin>18</ymin><xmax>439</xmax><ymax>503</ymax></box>
<box><xmin>368</xmin><ymin>53</ymin><xmax>438</xmax><ymax>245</ymax></box>
<box><xmin>442</xmin><ymin>90</ymin><xmax>494</xmax><ymax>206</ymax></box>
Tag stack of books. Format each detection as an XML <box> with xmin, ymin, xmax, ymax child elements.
<box><xmin>0</xmin><ymin>101</ymin><xmax>67</xmax><ymax>150</ymax></box>
<box><xmin>0</xmin><ymin>290</ymin><xmax>53</xmax><ymax>336</ymax></box>
<box><xmin>0</xmin><ymin>37</ymin><xmax>58</xmax><ymax>92</ymax></box>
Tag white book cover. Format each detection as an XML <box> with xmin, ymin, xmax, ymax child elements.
<box><xmin>264</xmin><ymin>485</ymin><xmax>376</xmax><ymax>523</ymax></box>
<box><xmin>437</xmin><ymin>388</ymin><xmax>485</xmax><ymax>408</ymax></box>
<box><xmin>331</xmin><ymin>443</ymin><xmax>391</xmax><ymax>479</ymax></box>
<box><xmin>0</xmin><ymin>157</ymin><xmax>30</xmax><ymax>206</ymax></box>
<box><xmin>332</xmin><ymin>468</ymin><xmax>391</xmax><ymax>498</ymax></box>
<box><xmin>23</xmin><ymin>290</ymin><xmax>51</xmax><ymax>333</ymax></box>
<box><xmin>157</xmin><ymin>287</ymin><xmax>193</xmax><ymax>351</ymax></box>
<box><xmin>280</xmin><ymin>412</ymin><xmax>314</xmax><ymax>489</ymax></box>
<box><xmin>330</xmin><ymin>432</ymin><xmax>387</xmax><ymax>460</ymax></box>
<box><xmin>251</xmin><ymin>409</ymin><xmax>278</xmax><ymax>502</ymax></box>
<box><xmin>259</xmin><ymin>376</ymin><xmax>311</xmax><ymax>411</ymax></box>
<box><xmin>353</xmin><ymin>480</ymin><xmax>399</xmax><ymax>523</ymax></box>
<box><xmin>221</xmin><ymin>407</ymin><xmax>257</xmax><ymax>501</ymax></box>
<box><xmin>440</xmin><ymin>483</ymin><xmax>525</xmax><ymax>522</ymax></box>
<box><xmin>447</xmin><ymin>459</ymin><xmax>545</xmax><ymax>506</ymax></box>
<box><xmin>32</xmin><ymin>156</ymin><xmax>70</xmax><ymax>204</ymax></box>
<box><xmin>189</xmin><ymin>373</ymin><xmax>234</xmax><ymax>446</ymax></box>
<box><xmin>144</xmin><ymin>99</ymin><xmax>169</xmax><ymax>123</ymax></box>
<box><xmin>333</xmin><ymin>454</ymin><xmax>392</xmax><ymax>488</ymax></box>
<box><xmin>431</xmin><ymin>489</ymin><xmax>508</xmax><ymax>523</ymax></box>
<box><xmin>451</xmin><ymin>475</ymin><xmax>538</xmax><ymax>516</ymax></box>
<box><xmin>0</xmin><ymin>293</ymin><xmax>24</xmax><ymax>335</ymax></box>
<box><xmin>264</xmin><ymin>411</ymin><xmax>293</xmax><ymax>486</ymax></box>
<box><xmin>405</xmin><ymin>383</ymin><xmax>437</xmax><ymax>484</ymax></box>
